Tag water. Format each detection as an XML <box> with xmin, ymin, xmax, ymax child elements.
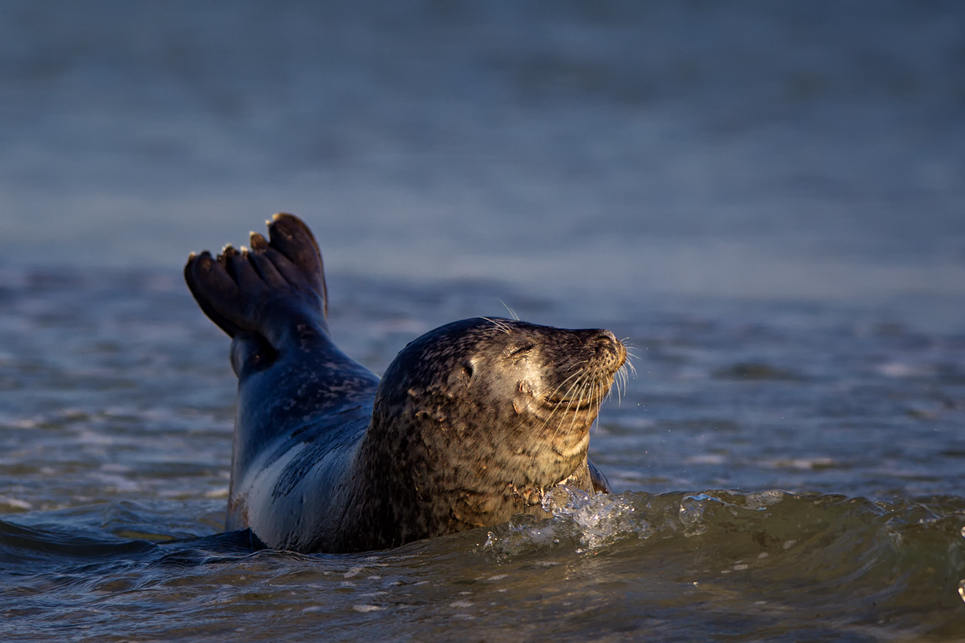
<box><xmin>2</xmin><ymin>1</ymin><xmax>965</xmax><ymax>641</ymax></box>
<box><xmin>1</xmin><ymin>269</ymin><xmax>963</xmax><ymax>640</ymax></box>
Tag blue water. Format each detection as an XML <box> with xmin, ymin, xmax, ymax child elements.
<box><xmin>2</xmin><ymin>1</ymin><xmax>964</xmax><ymax>302</ymax></box>
<box><xmin>1</xmin><ymin>1</ymin><xmax>964</xmax><ymax>640</ymax></box>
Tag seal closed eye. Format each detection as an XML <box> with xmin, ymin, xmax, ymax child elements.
<box><xmin>184</xmin><ymin>213</ymin><xmax>627</xmax><ymax>553</ymax></box>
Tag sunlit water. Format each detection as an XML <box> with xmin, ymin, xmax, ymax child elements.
<box><xmin>1</xmin><ymin>0</ymin><xmax>965</xmax><ymax>640</ymax></box>
<box><xmin>0</xmin><ymin>269</ymin><xmax>963</xmax><ymax>641</ymax></box>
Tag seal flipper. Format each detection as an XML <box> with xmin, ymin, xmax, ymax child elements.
<box><xmin>266</xmin><ymin>213</ymin><xmax>328</xmax><ymax>318</ymax></box>
<box><xmin>184</xmin><ymin>250</ymin><xmax>244</xmax><ymax>338</ymax></box>
<box><xmin>588</xmin><ymin>458</ymin><xmax>612</xmax><ymax>494</ymax></box>
<box><xmin>184</xmin><ymin>213</ymin><xmax>329</xmax><ymax>354</ymax></box>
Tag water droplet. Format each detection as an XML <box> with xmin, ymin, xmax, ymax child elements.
<box><xmin>960</xmin><ymin>526</ymin><xmax>965</xmax><ymax>539</ymax></box>
<box><xmin>959</xmin><ymin>580</ymin><xmax>965</xmax><ymax>604</ymax></box>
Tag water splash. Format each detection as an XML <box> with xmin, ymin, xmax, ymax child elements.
<box><xmin>542</xmin><ymin>486</ymin><xmax>653</xmax><ymax>551</ymax></box>
<box><xmin>482</xmin><ymin>487</ymin><xmax>651</xmax><ymax>557</ymax></box>
<box><xmin>678</xmin><ymin>494</ymin><xmax>712</xmax><ymax>537</ymax></box>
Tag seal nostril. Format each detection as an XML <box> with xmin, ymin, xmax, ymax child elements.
<box><xmin>581</xmin><ymin>329</ymin><xmax>626</xmax><ymax>369</ymax></box>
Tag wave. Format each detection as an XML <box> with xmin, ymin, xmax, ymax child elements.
<box><xmin>482</xmin><ymin>488</ymin><xmax>965</xmax><ymax>639</ymax></box>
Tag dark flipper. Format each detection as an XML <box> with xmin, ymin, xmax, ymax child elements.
<box><xmin>184</xmin><ymin>213</ymin><xmax>329</xmax><ymax>343</ymax></box>
<box><xmin>588</xmin><ymin>459</ymin><xmax>612</xmax><ymax>494</ymax></box>
<box><xmin>265</xmin><ymin>214</ymin><xmax>328</xmax><ymax>318</ymax></box>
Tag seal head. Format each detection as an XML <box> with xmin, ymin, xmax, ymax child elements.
<box><xmin>351</xmin><ymin>317</ymin><xmax>626</xmax><ymax>546</ymax></box>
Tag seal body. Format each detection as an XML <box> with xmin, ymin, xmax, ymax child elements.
<box><xmin>185</xmin><ymin>214</ymin><xmax>626</xmax><ymax>553</ymax></box>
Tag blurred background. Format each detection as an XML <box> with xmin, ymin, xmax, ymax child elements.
<box><xmin>1</xmin><ymin>0</ymin><xmax>963</xmax><ymax>307</ymax></box>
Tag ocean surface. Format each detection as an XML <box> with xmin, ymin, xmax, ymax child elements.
<box><xmin>1</xmin><ymin>1</ymin><xmax>964</xmax><ymax>641</ymax></box>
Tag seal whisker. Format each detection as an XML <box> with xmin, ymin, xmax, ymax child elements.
<box><xmin>563</xmin><ymin>377</ymin><xmax>587</xmax><ymax>428</ymax></box>
<box><xmin>543</xmin><ymin>372</ymin><xmax>586</xmax><ymax>435</ymax></box>
<box><xmin>496</xmin><ymin>299</ymin><xmax>520</xmax><ymax>321</ymax></box>
<box><xmin>564</xmin><ymin>375</ymin><xmax>593</xmax><ymax>435</ymax></box>
<box><xmin>614</xmin><ymin>361</ymin><xmax>632</xmax><ymax>401</ymax></box>
<box><xmin>544</xmin><ymin>365</ymin><xmax>590</xmax><ymax>403</ymax></box>
<box><xmin>591</xmin><ymin>381</ymin><xmax>604</xmax><ymax>432</ymax></box>
<box><xmin>625</xmin><ymin>356</ymin><xmax>638</xmax><ymax>378</ymax></box>
<box><xmin>582</xmin><ymin>378</ymin><xmax>604</xmax><ymax>435</ymax></box>
<box><xmin>622</xmin><ymin>344</ymin><xmax>639</xmax><ymax>379</ymax></box>
<box><xmin>619</xmin><ymin>344</ymin><xmax>639</xmax><ymax>383</ymax></box>
<box><xmin>545</xmin><ymin>371</ymin><xmax>587</xmax><ymax>440</ymax></box>
<box><xmin>478</xmin><ymin>316</ymin><xmax>512</xmax><ymax>334</ymax></box>
<box><xmin>534</xmin><ymin>365</ymin><xmax>592</xmax><ymax>442</ymax></box>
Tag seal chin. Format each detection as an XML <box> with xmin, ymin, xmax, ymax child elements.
<box><xmin>553</xmin><ymin>431</ymin><xmax>591</xmax><ymax>459</ymax></box>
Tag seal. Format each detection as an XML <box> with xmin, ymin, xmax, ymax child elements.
<box><xmin>184</xmin><ymin>213</ymin><xmax>627</xmax><ymax>553</ymax></box>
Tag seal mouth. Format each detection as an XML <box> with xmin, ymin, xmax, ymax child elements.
<box><xmin>543</xmin><ymin>379</ymin><xmax>611</xmax><ymax>409</ymax></box>
<box><xmin>544</xmin><ymin>393</ymin><xmax>604</xmax><ymax>410</ymax></box>
<box><xmin>541</xmin><ymin>331</ymin><xmax>627</xmax><ymax>409</ymax></box>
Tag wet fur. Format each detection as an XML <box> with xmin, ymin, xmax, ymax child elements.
<box><xmin>185</xmin><ymin>213</ymin><xmax>625</xmax><ymax>553</ymax></box>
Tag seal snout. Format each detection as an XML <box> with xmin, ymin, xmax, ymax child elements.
<box><xmin>583</xmin><ymin>329</ymin><xmax>627</xmax><ymax>373</ymax></box>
